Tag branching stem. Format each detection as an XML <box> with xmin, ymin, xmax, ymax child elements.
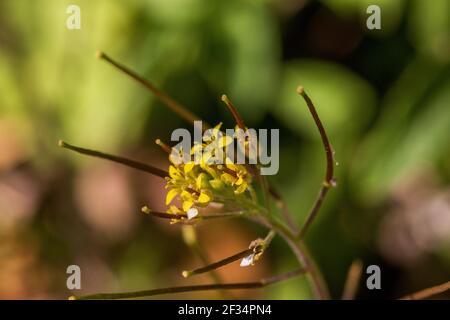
<box><xmin>59</xmin><ymin>140</ymin><xmax>167</xmax><ymax>178</ymax></box>
<box><xmin>399</xmin><ymin>280</ymin><xmax>450</xmax><ymax>300</ymax></box>
<box><xmin>341</xmin><ymin>259</ymin><xmax>363</xmax><ymax>300</ymax></box>
<box><xmin>183</xmin><ymin>230</ymin><xmax>275</xmax><ymax>278</ymax></box>
<box><xmin>296</xmin><ymin>87</ymin><xmax>335</xmax><ymax>239</ymax></box>
<box><xmin>70</xmin><ymin>268</ymin><xmax>305</xmax><ymax>300</ymax></box>
<box><xmin>182</xmin><ymin>248</ymin><xmax>255</xmax><ymax>278</ymax></box>
<box><xmin>267</xmin><ymin>216</ymin><xmax>329</xmax><ymax>300</ymax></box>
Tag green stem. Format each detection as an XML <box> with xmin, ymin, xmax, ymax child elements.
<box><xmin>268</xmin><ymin>217</ymin><xmax>330</xmax><ymax>300</ymax></box>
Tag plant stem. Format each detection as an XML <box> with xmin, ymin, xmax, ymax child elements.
<box><xmin>268</xmin><ymin>217</ymin><xmax>330</xmax><ymax>300</ymax></box>
<box><xmin>183</xmin><ymin>230</ymin><xmax>275</xmax><ymax>277</ymax></box>
<box><xmin>59</xmin><ymin>140</ymin><xmax>167</xmax><ymax>178</ymax></box>
<box><xmin>181</xmin><ymin>226</ymin><xmax>233</xmax><ymax>299</ymax></box>
<box><xmin>96</xmin><ymin>51</ymin><xmax>208</xmax><ymax>129</ymax></box>
<box><xmin>297</xmin><ymin>86</ymin><xmax>334</xmax><ymax>184</ymax></box>
<box><xmin>141</xmin><ymin>206</ymin><xmax>187</xmax><ymax>219</ymax></box>
<box><xmin>250</xmin><ymin>209</ymin><xmax>329</xmax><ymax>299</ymax></box>
<box><xmin>296</xmin><ymin>86</ymin><xmax>336</xmax><ymax>239</ymax></box>
<box><xmin>71</xmin><ymin>269</ymin><xmax>306</xmax><ymax>300</ymax></box>
<box><xmin>182</xmin><ymin>248</ymin><xmax>255</xmax><ymax>278</ymax></box>
<box><xmin>399</xmin><ymin>280</ymin><xmax>450</xmax><ymax>300</ymax></box>
<box><xmin>298</xmin><ymin>185</ymin><xmax>330</xmax><ymax>239</ymax></box>
<box><xmin>341</xmin><ymin>259</ymin><xmax>363</xmax><ymax>300</ymax></box>
<box><xmin>221</xmin><ymin>95</ymin><xmax>246</xmax><ymax>130</ymax></box>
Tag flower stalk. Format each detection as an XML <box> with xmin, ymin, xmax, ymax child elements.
<box><xmin>70</xmin><ymin>268</ymin><xmax>306</xmax><ymax>300</ymax></box>
<box><xmin>182</xmin><ymin>230</ymin><xmax>276</xmax><ymax>277</ymax></box>
<box><xmin>341</xmin><ymin>259</ymin><xmax>363</xmax><ymax>300</ymax></box>
<box><xmin>96</xmin><ymin>51</ymin><xmax>209</xmax><ymax>130</ymax></box>
<box><xmin>296</xmin><ymin>86</ymin><xmax>336</xmax><ymax>239</ymax></box>
<box><xmin>59</xmin><ymin>140</ymin><xmax>167</xmax><ymax>178</ymax></box>
<box><xmin>181</xmin><ymin>226</ymin><xmax>233</xmax><ymax>299</ymax></box>
<box><xmin>265</xmin><ymin>215</ymin><xmax>330</xmax><ymax>300</ymax></box>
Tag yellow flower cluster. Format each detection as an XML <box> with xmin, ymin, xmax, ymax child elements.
<box><xmin>165</xmin><ymin>123</ymin><xmax>252</xmax><ymax>216</ymax></box>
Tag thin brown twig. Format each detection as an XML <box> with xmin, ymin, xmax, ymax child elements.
<box><xmin>182</xmin><ymin>230</ymin><xmax>275</xmax><ymax>278</ymax></box>
<box><xmin>96</xmin><ymin>51</ymin><xmax>209</xmax><ymax>129</ymax></box>
<box><xmin>155</xmin><ymin>139</ymin><xmax>172</xmax><ymax>153</ymax></box>
<box><xmin>142</xmin><ymin>206</ymin><xmax>248</xmax><ymax>222</ymax></box>
<box><xmin>341</xmin><ymin>259</ymin><xmax>363</xmax><ymax>300</ymax></box>
<box><xmin>399</xmin><ymin>280</ymin><xmax>450</xmax><ymax>300</ymax></box>
<box><xmin>59</xmin><ymin>140</ymin><xmax>167</xmax><ymax>178</ymax></box>
<box><xmin>141</xmin><ymin>206</ymin><xmax>248</xmax><ymax>221</ymax></box>
<box><xmin>141</xmin><ymin>206</ymin><xmax>187</xmax><ymax>219</ymax></box>
<box><xmin>70</xmin><ymin>268</ymin><xmax>306</xmax><ymax>300</ymax></box>
<box><xmin>181</xmin><ymin>226</ymin><xmax>234</xmax><ymax>299</ymax></box>
<box><xmin>220</xmin><ymin>95</ymin><xmax>271</xmax><ymax>214</ymax></box>
<box><xmin>296</xmin><ymin>86</ymin><xmax>335</xmax><ymax>238</ymax></box>
<box><xmin>182</xmin><ymin>248</ymin><xmax>255</xmax><ymax>278</ymax></box>
<box><xmin>221</xmin><ymin>94</ymin><xmax>246</xmax><ymax>130</ymax></box>
<box><xmin>298</xmin><ymin>187</ymin><xmax>329</xmax><ymax>238</ymax></box>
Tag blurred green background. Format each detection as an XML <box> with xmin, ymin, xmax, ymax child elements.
<box><xmin>0</xmin><ymin>0</ymin><xmax>449</xmax><ymax>299</ymax></box>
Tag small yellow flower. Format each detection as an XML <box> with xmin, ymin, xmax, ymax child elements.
<box><xmin>218</xmin><ymin>158</ymin><xmax>251</xmax><ymax>194</ymax></box>
<box><xmin>164</xmin><ymin>123</ymin><xmax>253</xmax><ymax>216</ymax></box>
<box><xmin>234</xmin><ymin>125</ymin><xmax>260</xmax><ymax>163</ymax></box>
<box><xmin>192</xmin><ymin>122</ymin><xmax>233</xmax><ymax>166</ymax></box>
<box><xmin>179</xmin><ymin>189</ymin><xmax>211</xmax><ymax>211</ymax></box>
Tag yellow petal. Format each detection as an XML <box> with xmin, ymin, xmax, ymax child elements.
<box><xmin>169</xmin><ymin>165</ymin><xmax>179</xmax><ymax>178</ymax></box>
<box><xmin>197</xmin><ymin>192</ymin><xmax>211</xmax><ymax>204</ymax></box>
<box><xmin>235</xmin><ymin>182</ymin><xmax>247</xmax><ymax>194</ymax></box>
<box><xmin>202</xmin><ymin>151</ymin><xmax>212</xmax><ymax>164</ymax></box>
<box><xmin>225</xmin><ymin>158</ymin><xmax>237</xmax><ymax>171</ymax></box>
<box><xmin>181</xmin><ymin>190</ymin><xmax>192</xmax><ymax>200</ymax></box>
<box><xmin>190</xmin><ymin>143</ymin><xmax>202</xmax><ymax>155</ymax></box>
<box><xmin>221</xmin><ymin>173</ymin><xmax>236</xmax><ymax>185</ymax></box>
<box><xmin>211</xmin><ymin>123</ymin><xmax>223</xmax><ymax>140</ymax></box>
<box><xmin>184</xmin><ymin>162</ymin><xmax>195</xmax><ymax>174</ymax></box>
<box><xmin>182</xmin><ymin>201</ymin><xmax>194</xmax><ymax>212</ymax></box>
<box><xmin>218</xmin><ymin>136</ymin><xmax>233</xmax><ymax>148</ymax></box>
<box><xmin>165</xmin><ymin>189</ymin><xmax>178</xmax><ymax>205</ymax></box>
<box><xmin>214</xmin><ymin>122</ymin><xmax>223</xmax><ymax>131</ymax></box>
<box><xmin>196</xmin><ymin>173</ymin><xmax>208</xmax><ymax>189</ymax></box>
<box><xmin>202</xmin><ymin>163</ymin><xmax>219</xmax><ymax>178</ymax></box>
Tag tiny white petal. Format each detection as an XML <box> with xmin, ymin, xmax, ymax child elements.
<box><xmin>240</xmin><ymin>254</ymin><xmax>255</xmax><ymax>267</ymax></box>
<box><xmin>187</xmin><ymin>208</ymin><xmax>199</xmax><ymax>220</ymax></box>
